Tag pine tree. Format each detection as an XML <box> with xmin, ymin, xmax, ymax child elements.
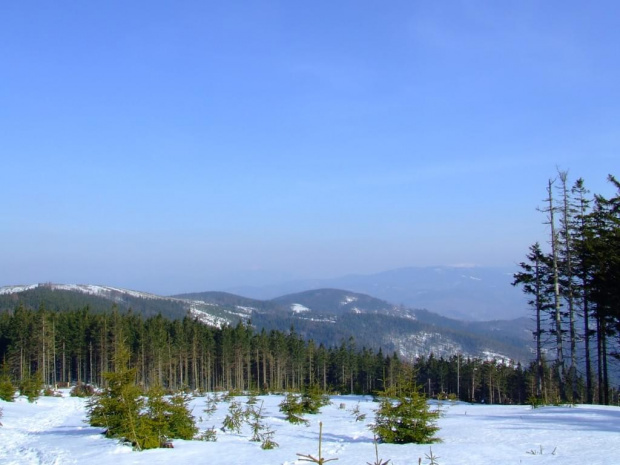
<box><xmin>0</xmin><ymin>362</ymin><xmax>16</xmax><ymax>402</ymax></box>
<box><xmin>279</xmin><ymin>392</ymin><xmax>309</xmax><ymax>425</ymax></box>
<box><xmin>19</xmin><ymin>371</ymin><xmax>43</xmax><ymax>403</ymax></box>
<box><xmin>301</xmin><ymin>383</ymin><xmax>331</xmax><ymax>414</ymax></box>
<box><xmin>371</xmin><ymin>367</ymin><xmax>440</xmax><ymax>444</ymax></box>
<box><xmin>513</xmin><ymin>242</ymin><xmax>554</xmax><ymax>400</ymax></box>
<box><xmin>165</xmin><ymin>391</ymin><xmax>198</xmax><ymax>439</ymax></box>
<box><xmin>87</xmin><ymin>346</ymin><xmax>146</xmax><ymax>448</ymax></box>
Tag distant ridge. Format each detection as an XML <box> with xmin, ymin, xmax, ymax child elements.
<box><xmin>225</xmin><ymin>265</ymin><xmax>526</xmax><ymax>321</ymax></box>
<box><xmin>0</xmin><ymin>282</ymin><xmax>532</xmax><ymax>362</ymax></box>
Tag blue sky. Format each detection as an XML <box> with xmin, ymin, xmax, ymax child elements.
<box><xmin>1</xmin><ymin>1</ymin><xmax>619</xmax><ymax>294</ymax></box>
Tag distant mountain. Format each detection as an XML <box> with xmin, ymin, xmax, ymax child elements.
<box><xmin>0</xmin><ymin>284</ymin><xmax>247</xmax><ymax>327</ymax></box>
<box><xmin>226</xmin><ymin>266</ymin><xmax>528</xmax><ymax>321</ymax></box>
<box><xmin>0</xmin><ymin>283</ymin><xmax>532</xmax><ymax>363</ymax></box>
<box><xmin>259</xmin><ymin>288</ymin><xmax>531</xmax><ymax>361</ymax></box>
<box><xmin>173</xmin><ymin>291</ymin><xmax>283</xmax><ymax>314</ymax></box>
<box><xmin>272</xmin><ymin>288</ymin><xmax>414</xmax><ymax>317</ymax></box>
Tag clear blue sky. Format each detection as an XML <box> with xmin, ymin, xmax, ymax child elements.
<box><xmin>1</xmin><ymin>1</ymin><xmax>618</xmax><ymax>294</ymax></box>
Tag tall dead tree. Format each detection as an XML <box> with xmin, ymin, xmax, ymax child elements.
<box><xmin>540</xmin><ymin>178</ymin><xmax>566</xmax><ymax>398</ymax></box>
<box><xmin>557</xmin><ymin>170</ymin><xmax>579</xmax><ymax>400</ymax></box>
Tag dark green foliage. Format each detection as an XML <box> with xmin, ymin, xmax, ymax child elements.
<box><xmin>143</xmin><ymin>386</ymin><xmax>198</xmax><ymax>444</ymax></box>
<box><xmin>301</xmin><ymin>384</ymin><xmax>331</xmax><ymax>414</ymax></box>
<box><xmin>0</xmin><ymin>294</ymin><xmax>603</xmax><ymax>405</ymax></box>
<box><xmin>165</xmin><ymin>392</ymin><xmax>198</xmax><ymax>439</ymax></box>
<box><xmin>527</xmin><ymin>395</ymin><xmax>545</xmax><ymax>409</ymax></box>
<box><xmin>279</xmin><ymin>384</ymin><xmax>331</xmax><ymax>423</ymax></box>
<box><xmin>0</xmin><ymin>286</ymin><xmax>189</xmax><ymax>320</ymax></box>
<box><xmin>87</xmin><ymin>351</ymin><xmax>145</xmax><ymax>447</ymax></box>
<box><xmin>87</xmin><ymin>348</ymin><xmax>197</xmax><ymax>450</ymax></box>
<box><xmin>222</xmin><ymin>400</ymin><xmax>246</xmax><ymax>433</ymax></box>
<box><xmin>279</xmin><ymin>392</ymin><xmax>309</xmax><ymax>425</ymax></box>
<box><xmin>371</xmin><ymin>370</ymin><xmax>441</xmax><ymax>444</ymax></box>
<box><xmin>514</xmin><ymin>173</ymin><xmax>620</xmax><ymax>404</ymax></box>
<box><xmin>0</xmin><ymin>367</ymin><xmax>16</xmax><ymax>402</ymax></box>
<box><xmin>19</xmin><ymin>371</ymin><xmax>43</xmax><ymax>403</ymax></box>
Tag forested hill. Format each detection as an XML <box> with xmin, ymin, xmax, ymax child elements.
<box><xmin>172</xmin><ymin>290</ymin><xmax>284</xmax><ymax>314</ymax></box>
<box><xmin>0</xmin><ymin>284</ymin><xmax>189</xmax><ymax>319</ymax></box>
<box><xmin>271</xmin><ymin>288</ymin><xmax>412</xmax><ymax>317</ymax></box>
<box><xmin>0</xmin><ymin>283</ymin><xmax>531</xmax><ymax>362</ymax></box>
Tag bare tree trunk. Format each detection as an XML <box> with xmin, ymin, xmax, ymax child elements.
<box><xmin>558</xmin><ymin>171</ymin><xmax>578</xmax><ymax>401</ymax></box>
<box><xmin>546</xmin><ymin>179</ymin><xmax>566</xmax><ymax>398</ymax></box>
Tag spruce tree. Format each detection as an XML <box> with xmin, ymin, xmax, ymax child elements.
<box><xmin>165</xmin><ymin>391</ymin><xmax>198</xmax><ymax>440</ymax></box>
<box><xmin>371</xmin><ymin>367</ymin><xmax>440</xmax><ymax>444</ymax></box>
<box><xmin>88</xmin><ymin>349</ymin><xmax>197</xmax><ymax>450</ymax></box>
<box><xmin>0</xmin><ymin>362</ymin><xmax>16</xmax><ymax>402</ymax></box>
<box><xmin>19</xmin><ymin>371</ymin><xmax>43</xmax><ymax>403</ymax></box>
<box><xmin>279</xmin><ymin>392</ymin><xmax>309</xmax><ymax>425</ymax></box>
<box><xmin>513</xmin><ymin>242</ymin><xmax>554</xmax><ymax>400</ymax></box>
<box><xmin>87</xmin><ymin>347</ymin><xmax>146</xmax><ymax>448</ymax></box>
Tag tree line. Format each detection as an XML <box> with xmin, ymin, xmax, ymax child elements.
<box><xmin>0</xmin><ymin>303</ymin><xmax>594</xmax><ymax>404</ymax></box>
<box><xmin>513</xmin><ymin>172</ymin><xmax>620</xmax><ymax>405</ymax></box>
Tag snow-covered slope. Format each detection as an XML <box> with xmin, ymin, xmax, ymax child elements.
<box><xmin>1</xmin><ymin>391</ymin><xmax>618</xmax><ymax>465</ymax></box>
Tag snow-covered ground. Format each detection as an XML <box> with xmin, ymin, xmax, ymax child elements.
<box><xmin>1</xmin><ymin>392</ymin><xmax>618</xmax><ymax>465</ymax></box>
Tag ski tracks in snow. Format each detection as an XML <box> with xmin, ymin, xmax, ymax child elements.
<box><xmin>0</xmin><ymin>396</ymin><xmax>87</xmax><ymax>465</ymax></box>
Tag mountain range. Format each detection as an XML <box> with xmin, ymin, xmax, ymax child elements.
<box><xmin>0</xmin><ymin>281</ymin><xmax>533</xmax><ymax>363</ymax></box>
<box><xmin>224</xmin><ymin>265</ymin><xmax>527</xmax><ymax>321</ymax></box>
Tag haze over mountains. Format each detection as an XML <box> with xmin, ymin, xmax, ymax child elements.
<box><xmin>226</xmin><ymin>265</ymin><xmax>527</xmax><ymax>321</ymax></box>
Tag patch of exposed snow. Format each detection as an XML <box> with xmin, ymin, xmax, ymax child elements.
<box><xmin>481</xmin><ymin>350</ymin><xmax>513</xmax><ymax>365</ymax></box>
<box><xmin>296</xmin><ymin>316</ymin><xmax>336</xmax><ymax>324</ymax></box>
<box><xmin>188</xmin><ymin>307</ymin><xmax>230</xmax><ymax>328</ymax></box>
<box><xmin>0</xmin><ymin>284</ymin><xmax>39</xmax><ymax>295</ymax></box>
<box><xmin>235</xmin><ymin>306</ymin><xmax>256</xmax><ymax>314</ymax></box>
<box><xmin>340</xmin><ymin>296</ymin><xmax>358</xmax><ymax>305</ymax></box>
<box><xmin>291</xmin><ymin>303</ymin><xmax>310</xmax><ymax>313</ymax></box>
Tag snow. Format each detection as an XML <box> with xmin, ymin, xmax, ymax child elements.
<box><xmin>1</xmin><ymin>392</ymin><xmax>618</xmax><ymax>465</ymax></box>
<box><xmin>188</xmin><ymin>307</ymin><xmax>231</xmax><ymax>328</ymax></box>
<box><xmin>291</xmin><ymin>303</ymin><xmax>310</xmax><ymax>313</ymax></box>
<box><xmin>0</xmin><ymin>284</ymin><xmax>38</xmax><ymax>295</ymax></box>
<box><xmin>235</xmin><ymin>306</ymin><xmax>257</xmax><ymax>314</ymax></box>
<box><xmin>0</xmin><ymin>283</ymin><xmax>175</xmax><ymax>301</ymax></box>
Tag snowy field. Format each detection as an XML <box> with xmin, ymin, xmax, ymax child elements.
<box><xmin>1</xmin><ymin>392</ymin><xmax>619</xmax><ymax>465</ymax></box>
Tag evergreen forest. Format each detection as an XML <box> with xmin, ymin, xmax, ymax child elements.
<box><xmin>1</xmin><ymin>303</ymin><xmax>618</xmax><ymax>405</ymax></box>
<box><xmin>513</xmin><ymin>172</ymin><xmax>620</xmax><ymax>405</ymax></box>
<box><xmin>0</xmin><ymin>172</ymin><xmax>618</xmax><ymax>407</ymax></box>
